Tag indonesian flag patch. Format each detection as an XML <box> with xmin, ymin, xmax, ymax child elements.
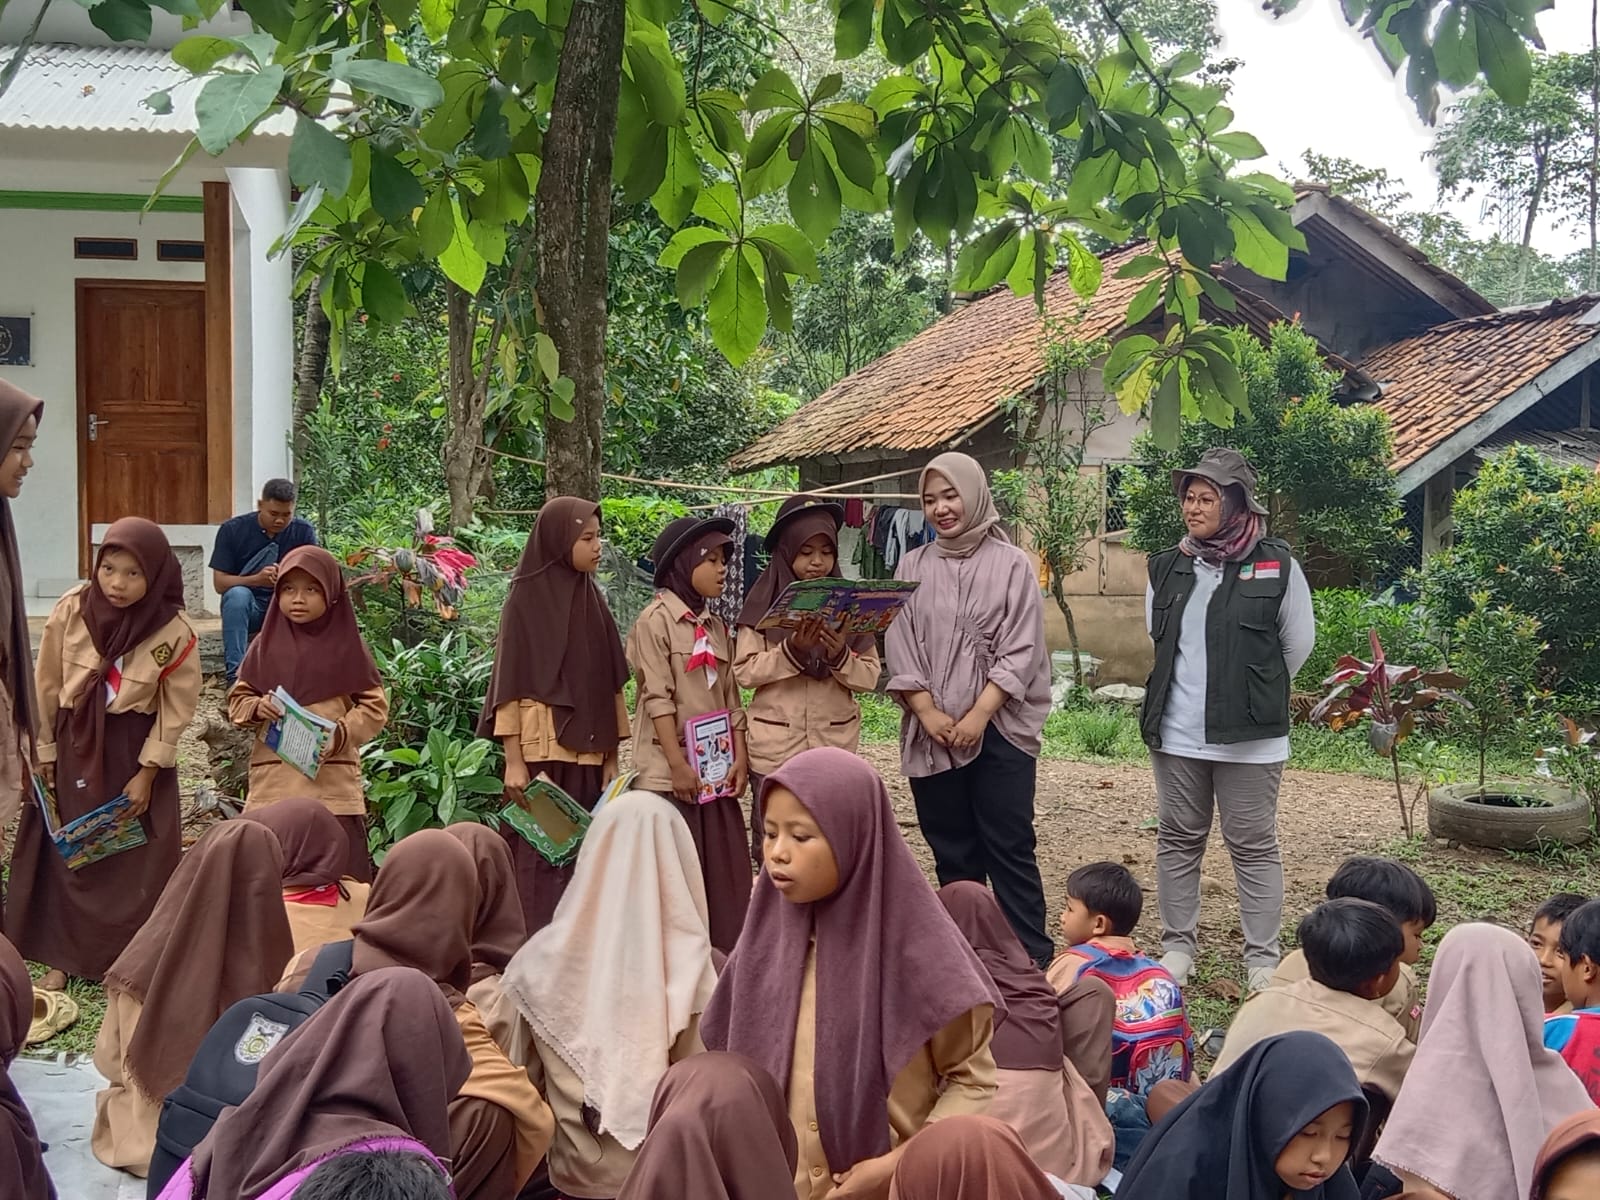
<box><xmin>1240</xmin><ymin>561</ymin><xmax>1282</xmax><ymax>581</ymax></box>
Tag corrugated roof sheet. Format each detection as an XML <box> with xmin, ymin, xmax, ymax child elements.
<box><xmin>729</xmin><ymin>243</ymin><xmax>1160</xmax><ymax>473</ymax></box>
<box><xmin>1478</xmin><ymin>426</ymin><xmax>1600</xmax><ymax>471</ymax></box>
<box><xmin>0</xmin><ymin>42</ymin><xmax>291</xmax><ymax>137</ymax></box>
<box><xmin>1363</xmin><ymin>296</ymin><xmax>1600</xmax><ymax>473</ymax></box>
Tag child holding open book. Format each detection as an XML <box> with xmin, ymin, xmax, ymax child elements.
<box><xmin>627</xmin><ymin>515</ymin><xmax>750</xmax><ymax>953</ymax></box>
<box><xmin>229</xmin><ymin>545</ymin><xmax>387</xmax><ymax>881</ymax></box>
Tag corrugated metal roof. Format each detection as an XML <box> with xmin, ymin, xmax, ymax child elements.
<box><xmin>1478</xmin><ymin>426</ymin><xmax>1600</xmax><ymax>471</ymax></box>
<box><xmin>1364</xmin><ymin>296</ymin><xmax>1600</xmax><ymax>472</ymax></box>
<box><xmin>0</xmin><ymin>42</ymin><xmax>291</xmax><ymax>137</ymax></box>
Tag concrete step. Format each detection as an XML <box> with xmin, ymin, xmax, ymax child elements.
<box><xmin>28</xmin><ymin>614</ymin><xmax>227</xmax><ymax>677</ymax></box>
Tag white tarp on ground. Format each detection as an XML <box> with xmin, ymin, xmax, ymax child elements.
<box><xmin>13</xmin><ymin>1054</ymin><xmax>145</xmax><ymax>1200</ymax></box>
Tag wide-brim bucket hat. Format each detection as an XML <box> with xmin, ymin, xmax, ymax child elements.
<box><xmin>1171</xmin><ymin>447</ymin><xmax>1268</xmax><ymax>516</ymax></box>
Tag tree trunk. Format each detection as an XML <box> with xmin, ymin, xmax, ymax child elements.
<box><xmin>291</xmin><ymin>280</ymin><xmax>331</xmax><ymax>482</ymax></box>
<box><xmin>1515</xmin><ymin>147</ymin><xmax>1549</xmax><ymax>305</ymax></box>
<box><xmin>535</xmin><ymin>0</ymin><xmax>626</xmax><ymax>501</ymax></box>
<box><xmin>1590</xmin><ymin>0</ymin><xmax>1598</xmax><ymax>290</ymax></box>
<box><xmin>1049</xmin><ymin>573</ymin><xmax>1083</xmax><ymax>690</ymax></box>
<box><xmin>441</xmin><ymin>281</ymin><xmax>492</xmax><ymax>529</ymax></box>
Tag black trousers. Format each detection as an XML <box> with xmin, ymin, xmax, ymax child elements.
<box><xmin>909</xmin><ymin>724</ymin><xmax>1054</xmax><ymax>966</ymax></box>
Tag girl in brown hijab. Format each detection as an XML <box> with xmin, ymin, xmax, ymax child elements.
<box><xmin>734</xmin><ymin>496</ymin><xmax>880</xmax><ymax>867</ymax></box>
<box><xmin>888</xmin><ymin>1115</ymin><xmax>1060</xmax><ymax>1200</ymax></box>
<box><xmin>230</xmin><ymin>545</ymin><xmax>388</xmax><ymax>882</ymax></box>
<box><xmin>92</xmin><ymin>819</ymin><xmax>295</xmax><ymax>1178</ymax></box>
<box><xmin>242</xmin><ymin>796</ymin><xmax>372</xmax><ymax>954</ymax></box>
<box><xmin>0</xmin><ymin>933</ymin><xmax>54</xmax><ymax>1199</ymax></box>
<box><xmin>617</xmin><ymin>1053</ymin><xmax>798</xmax><ymax>1200</ymax></box>
<box><xmin>285</xmin><ymin>829</ymin><xmax>554</xmax><ymax>1200</ymax></box>
<box><xmin>0</xmin><ymin>384</ymin><xmax>41</xmax><ymax>858</ymax></box>
<box><xmin>156</xmin><ymin>967</ymin><xmax>471</xmax><ymax>1200</ymax></box>
<box><xmin>443</xmin><ymin>822</ymin><xmax>530</xmax><ymax>1064</ymax></box>
<box><xmin>5</xmin><ymin>517</ymin><xmax>200</xmax><ymax>986</ymax></box>
<box><xmin>478</xmin><ymin>497</ymin><xmax>629</xmax><ymax>932</ymax></box>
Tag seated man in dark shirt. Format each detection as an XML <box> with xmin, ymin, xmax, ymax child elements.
<box><xmin>210</xmin><ymin>478</ymin><xmax>318</xmax><ymax>682</ymax></box>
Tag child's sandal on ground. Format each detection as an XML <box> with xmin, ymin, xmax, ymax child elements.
<box><xmin>25</xmin><ymin>987</ymin><xmax>79</xmax><ymax>1046</ymax></box>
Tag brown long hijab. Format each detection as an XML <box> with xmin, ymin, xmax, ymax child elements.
<box><xmin>103</xmin><ymin>819</ymin><xmax>295</xmax><ymax>1100</ymax></box>
<box><xmin>69</xmin><ymin>517</ymin><xmax>184</xmax><ymax>803</ymax></box>
<box><xmin>1</xmin><ymin>933</ymin><xmax>54</xmax><ymax>1199</ymax></box>
<box><xmin>616</xmin><ymin>1053</ymin><xmax>798</xmax><ymax>1200</ymax></box>
<box><xmin>938</xmin><ymin>882</ymin><xmax>1063</xmax><ymax>1072</ymax></box>
<box><xmin>351</xmin><ymin>829</ymin><xmax>477</xmax><ymax>1003</ymax></box>
<box><xmin>0</xmin><ymin>384</ymin><xmax>41</xmax><ymax>759</ymax></box>
<box><xmin>889</xmin><ymin>1114</ymin><xmax>1058</xmax><ymax>1200</ymax></box>
<box><xmin>737</xmin><ymin>497</ymin><xmax>871</xmax><ymax>678</ymax></box>
<box><xmin>236</xmin><ymin>546</ymin><xmax>381</xmax><ymax>706</ymax></box>
<box><xmin>241</xmin><ymin>796</ymin><xmax>351</xmax><ymax>891</ymax></box>
<box><xmin>701</xmin><ymin>747</ymin><xmax>1002</xmax><ymax>1173</ymax></box>
<box><xmin>444</xmin><ymin>823</ymin><xmax>527</xmax><ymax>982</ymax></box>
<box><xmin>476</xmin><ymin>497</ymin><xmax>628</xmax><ymax>752</ymax></box>
<box><xmin>186</xmin><ymin>966</ymin><xmax>472</xmax><ymax>1200</ymax></box>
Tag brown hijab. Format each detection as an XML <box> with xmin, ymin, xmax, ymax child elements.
<box><xmin>103</xmin><ymin>819</ymin><xmax>295</xmax><ymax>1100</ymax></box>
<box><xmin>737</xmin><ymin>496</ymin><xmax>871</xmax><ymax>677</ymax></box>
<box><xmin>236</xmin><ymin>545</ymin><xmax>381</xmax><ymax>705</ymax></box>
<box><xmin>702</xmin><ymin>748</ymin><xmax>1002</xmax><ymax>1173</ymax></box>
<box><xmin>1533</xmin><ymin>1110</ymin><xmax>1600</xmax><ymax>1200</ymax></box>
<box><xmin>889</xmin><ymin>1114</ymin><xmax>1058</xmax><ymax>1200</ymax></box>
<box><xmin>0</xmin><ymin>384</ymin><xmax>41</xmax><ymax>759</ymax></box>
<box><xmin>938</xmin><ymin>882</ymin><xmax>1062</xmax><ymax>1072</ymax></box>
<box><xmin>351</xmin><ymin>829</ymin><xmax>477</xmax><ymax>1003</ymax></box>
<box><xmin>616</xmin><ymin>1053</ymin><xmax>798</xmax><ymax>1200</ymax></box>
<box><xmin>187</xmin><ymin>966</ymin><xmax>472</xmax><ymax>1200</ymax></box>
<box><xmin>241</xmin><ymin>796</ymin><xmax>352</xmax><ymax>891</ymax></box>
<box><xmin>444</xmin><ymin>823</ymin><xmax>527</xmax><ymax>982</ymax></box>
<box><xmin>477</xmin><ymin>497</ymin><xmax>629</xmax><ymax>752</ymax></box>
<box><xmin>0</xmin><ymin>933</ymin><xmax>54</xmax><ymax>1199</ymax></box>
<box><xmin>69</xmin><ymin>517</ymin><xmax>184</xmax><ymax>803</ymax></box>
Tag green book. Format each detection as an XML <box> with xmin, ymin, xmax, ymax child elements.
<box><xmin>499</xmin><ymin>777</ymin><xmax>592</xmax><ymax>866</ymax></box>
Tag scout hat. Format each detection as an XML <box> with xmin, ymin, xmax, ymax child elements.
<box><xmin>762</xmin><ymin>495</ymin><xmax>845</xmax><ymax>554</ymax></box>
<box><xmin>1171</xmin><ymin>447</ymin><xmax>1268</xmax><ymax>516</ymax></box>
<box><xmin>649</xmin><ymin>516</ymin><xmax>736</xmax><ymax>586</ymax></box>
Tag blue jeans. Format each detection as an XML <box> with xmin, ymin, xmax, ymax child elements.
<box><xmin>221</xmin><ymin>587</ymin><xmax>267</xmax><ymax>682</ymax></box>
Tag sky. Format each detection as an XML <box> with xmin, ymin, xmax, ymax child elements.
<box><xmin>1215</xmin><ymin>0</ymin><xmax>1597</xmax><ymax>254</ymax></box>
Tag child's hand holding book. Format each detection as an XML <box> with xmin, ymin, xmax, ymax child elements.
<box><xmin>259</xmin><ymin>693</ymin><xmax>286</xmax><ymax>721</ymax></box>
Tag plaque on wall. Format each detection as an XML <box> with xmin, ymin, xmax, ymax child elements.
<box><xmin>0</xmin><ymin>318</ymin><xmax>30</xmax><ymax>367</ymax></box>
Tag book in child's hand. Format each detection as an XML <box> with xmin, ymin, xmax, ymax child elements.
<box><xmin>754</xmin><ymin>578</ymin><xmax>920</xmax><ymax>636</ymax></box>
<box><xmin>35</xmin><ymin>775</ymin><xmax>147</xmax><ymax>871</ymax></box>
<box><xmin>263</xmin><ymin>687</ymin><xmax>337</xmax><ymax>779</ymax></box>
<box><xmin>684</xmin><ymin>710</ymin><xmax>736</xmax><ymax>804</ymax></box>
<box><xmin>499</xmin><ymin>776</ymin><xmax>592</xmax><ymax>866</ymax></box>
<box><xmin>591</xmin><ymin>770</ymin><xmax>637</xmax><ymax>821</ymax></box>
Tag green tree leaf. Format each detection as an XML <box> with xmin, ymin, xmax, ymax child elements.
<box><xmin>835</xmin><ymin>0</ymin><xmax>874</xmax><ymax>60</ymax></box>
<box><xmin>418</xmin><ymin>186</ymin><xmax>455</xmax><ymax>257</ymax></box>
<box><xmin>651</xmin><ymin>124</ymin><xmax>700</xmax><ymax>228</ymax></box>
<box><xmin>535</xmin><ymin>331</ymin><xmax>560</xmax><ymax>381</ymax></box>
<box><xmin>953</xmin><ymin>221</ymin><xmax>1021</xmax><ymax>291</ymax></box>
<box><xmin>1471</xmin><ymin>10</ymin><xmax>1533</xmax><ymax>106</ymax></box>
<box><xmin>89</xmin><ymin>0</ymin><xmax>154</xmax><ymax>42</ymax></box>
<box><xmin>289</xmin><ymin>115</ymin><xmax>353</xmax><ymax>196</ymax></box>
<box><xmin>370</xmin><ymin>151</ymin><xmax>426</xmax><ymax>223</ymax></box>
<box><xmin>626</xmin><ymin>26</ymin><xmax>686</xmax><ymax>125</ymax></box>
<box><xmin>171</xmin><ymin>35</ymin><xmax>240</xmax><ymax>73</ymax></box>
<box><xmin>1209</xmin><ymin>131</ymin><xmax>1266</xmax><ymax>160</ymax></box>
<box><xmin>789</xmin><ymin>133</ymin><xmax>843</xmax><ymax>245</ymax></box>
<box><xmin>748</xmin><ymin>68</ymin><xmax>804</xmax><ymax>112</ymax></box>
<box><xmin>361</xmin><ymin>262</ymin><xmax>413</xmax><ymax>323</ymax></box>
<box><xmin>1064</xmin><ymin>233</ymin><xmax>1103</xmax><ymax>299</ymax></box>
<box><xmin>421</xmin><ymin>62</ymin><xmax>486</xmax><ymax>151</ymax></box>
<box><xmin>1150</xmin><ymin>361</ymin><xmax>1182</xmax><ymax>449</ymax></box>
<box><xmin>336</xmin><ymin>58</ymin><xmax>444</xmax><ymax>110</ymax></box>
<box><xmin>692</xmin><ymin>181</ymin><xmax>742</xmax><ymax>232</ymax></box>
<box><xmin>707</xmin><ymin>247</ymin><xmax>768</xmax><ymax>364</ymax></box>
<box><xmin>658</xmin><ymin>225</ymin><xmax>731</xmax><ymax>268</ymax></box>
<box><xmin>438</xmin><ymin>203</ymin><xmax>488</xmax><ymax>294</ymax></box>
<box><xmin>748</xmin><ymin>222</ymin><xmax>820</xmax><ymax>279</ymax></box>
<box><xmin>1228</xmin><ymin>209</ymin><xmax>1288</xmax><ymax>279</ymax></box>
<box><xmin>195</xmin><ymin>67</ymin><xmax>285</xmax><ymax>155</ymax></box>
<box><xmin>419</xmin><ymin>0</ymin><xmax>455</xmax><ymax>40</ymax></box>
<box><xmin>470</xmin><ymin>84</ymin><xmax>512</xmax><ymax>159</ymax></box>
<box><xmin>1432</xmin><ymin>4</ymin><xmax>1479</xmax><ymax>87</ymax></box>
<box><xmin>675</xmin><ymin>239</ymin><xmax>733</xmax><ymax>308</ymax></box>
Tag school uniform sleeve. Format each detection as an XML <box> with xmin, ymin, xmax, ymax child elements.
<box><xmin>492</xmin><ymin>701</ymin><xmax>521</xmax><ymax>739</ymax></box>
<box><xmin>141</xmin><ymin>628</ymin><xmax>202</xmax><ymax>769</ymax></box>
<box><xmin>226</xmin><ymin>679</ymin><xmax>272</xmax><ymax>728</ymax></box>
<box><xmin>923</xmin><ymin>1004</ymin><xmax>997</xmax><ymax>1121</ymax></box>
<box><xmin>1370</xmin><ymin>1032</ymin><xmax>1416</xmax><ymax>1103</ymax></box>
<box><xmin>713</xmin><ymin>623</ymin><xmax>747</xmax><ymax>734</ymax></box>
<box><xmin>627</xmin><ymin>605</ymin><xmax>679</xmax><ymax>722</ymax></box>
<box><xmin>831</xmin><ymin>642</ymin><xmax>881</xmax><ymax>693</ymax></box>
<box><xmin>455</xmin><ymin>1002</ymin><xmax>555</xmax><ymax>1188</ymax></box>
<box><xmin>1279</xmin><ymin>559</ymin><xmax>1315</xmax><ymax>678</ymax></box>
<box><xmin>986</xmin><ymin>552</ymin><xmax>1047</xmax><ymax>703</ymax></box>
<box><xmin>333</xmin><ymin>686</ymin><xmax>388</xmax><ymax>755</ymax></box>
<box><xmin>32</xmin><ymin>592</ymin><xmax>72</xmax><ymax>765</ymax></box>
<box><xmin>733</xmin><ymin>627</ymin><xmax>801</xmax><ymax>689</ymax></box>
<box><xmin>1546</xmin><ymin>1013</ymin><xmax>1578</xmax><ymax>1053</ymax></box>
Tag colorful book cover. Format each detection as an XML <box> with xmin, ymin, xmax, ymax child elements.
<box><xmin>685</xmin><ymin>710</ymin><xmax>736</xmax><ymax>804</ymax></box>
<box><xmin>754</xmin><ymin>578</ymin><xmax>920</xmax><ymax>636</ymax></box>
<box><xmin>263</xmin><ymin>687</ymin><xmax>337</xmax><ymax>778</ymax></box>
<box><xmin>499</xmin><ymin>776</ymin><xmax>592</xmax><ymax>866</ymax></box>
<box><xmin>35</xmin><ymin>775</ymin><xmax>147</xmax><ymax>871</ymax></box>
<box><xmin>591</xmin><ymin>770</ymin><xmax>637</xmax><ymax>821</ymax></box>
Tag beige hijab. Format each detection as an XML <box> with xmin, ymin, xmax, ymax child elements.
<box><xmin>921</xmin><ymin>452</ymin><xmax>1007</xmax><ymax>559</ymax></box>
<box><xmin>498</xmin><ymin>790</ymin><xmax>718</xmax><ymax>1150</ymax></box>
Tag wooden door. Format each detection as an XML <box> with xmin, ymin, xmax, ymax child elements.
<box><xmin>77</xmin><ymin>281</ymin><xmax>208</xmax><ymax>565</ymax></box>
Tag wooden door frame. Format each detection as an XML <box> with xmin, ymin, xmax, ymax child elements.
<box><xmin>74</xmin><ymin>277</ymin><xmax>211</xmax><ymax>574</ymax></box>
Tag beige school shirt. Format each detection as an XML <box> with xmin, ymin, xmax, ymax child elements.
<box><xmin>733</xmin><ymin>628</ymin><xmax>879</xmax><ymax>775</ymax></box>
<box><xmin>1209</xmin><ymin>977</ymin><xmax>1416</xmax><ymax>1101</ymax></box>
<box><xmin>35</xmin><ymin>586</ymin><xmax>201</xmax><ymax>773</ymax></box>
<box><xmin>228</xmin><ymin>682</ymin><xmax>389</xmax><ymax>816</ymax></box>
<box><xmin>626</xmin><ymin>593</ymin><xmax>746</xmax><ymax>794</ymax></box>
<box><xmin>492</xmin><ymin>696</ymin><xmax>629</xmax><ymax>770</ymax></box>
<box><xmin>1272</xmin><ymin>948</ymin><xmax>1424</xmax><ymax>1042</ymax></box>
<box><xmin>788</xmin><ymin>941</ymin><xmax>997</xmax><ymax>1200</ymax></box>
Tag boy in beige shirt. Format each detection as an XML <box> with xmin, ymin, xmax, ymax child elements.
<box><xmin>1213</xmin><ymin>898</ymin><xmax>1415</xmax><ymax>1101</ymax></box>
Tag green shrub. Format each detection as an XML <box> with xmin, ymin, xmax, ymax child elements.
<box><xmin>1447</xmin><ymin>594</ymin><xmax>1545</xmax><ymax>789</ymax></box>
<box><xmin>366</xmin><ymin>730</ymin><xmax>503</xmax><ymax>859</ymax></box>
<box><xmin>1296</xmin><ymin>588</ymin><xmax>1443</xmax><ymax>692</ymax></box>
<box><xmin>369</xmin><ymin>631</ymin><xmax>495</xmax><ymax>752</ymax></box>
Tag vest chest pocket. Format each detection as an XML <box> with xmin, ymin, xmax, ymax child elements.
<box><xmin>1150</xmin><ymin>594</ymin><xmax>1177</xmax><ymax>642</ymax></box>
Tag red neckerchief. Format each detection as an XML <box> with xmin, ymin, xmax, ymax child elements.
<box><xmin>283</xmin><ymin>883</ymin><xmax>341</xmax><ymax>907</ymax></box>
<box><xmin>673</xmin><ymin>598</ymin><xmax>719</xmax><ymax>685</ymax></box>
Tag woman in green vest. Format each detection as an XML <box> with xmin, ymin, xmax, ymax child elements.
<box><xmin>1138</xmin><ymin>448</ymin><xmax>1314</xmax><ymax>996</ymax></box>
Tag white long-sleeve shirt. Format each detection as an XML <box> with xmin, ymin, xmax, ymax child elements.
<box><xmin>1144</xmin><ymin>557</ymin><xmax>1315</xmax><ymax>764</ymax></box>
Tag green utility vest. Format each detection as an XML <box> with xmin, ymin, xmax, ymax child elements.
<box><xmin>1140</xmin><ymin>537</ymin><xmax>1294</xmax><ymax>749</ymax></box>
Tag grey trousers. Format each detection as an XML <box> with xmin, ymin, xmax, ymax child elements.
<box><xmin>1151</xmin><ymin>750</ymin><xmax>1285</xmax><ymax>970</ymax></box>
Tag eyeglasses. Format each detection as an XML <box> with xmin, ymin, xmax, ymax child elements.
<box><xmin>1181</xmin><ymin>492</ymin><xmax>1220</xmax><ymax>510</ymax></box>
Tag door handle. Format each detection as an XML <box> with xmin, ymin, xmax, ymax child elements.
<box><xmin>88</xmin><ymin>413</ymin><xmax>111</xmax><ymax>441</ymax></box>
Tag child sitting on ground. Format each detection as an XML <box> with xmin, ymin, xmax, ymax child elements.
<box><xmin>1544</xmin><ymin>898</ymin><xmax>1600</xmax><ymax>1102</ymax></box>
<box><xmin>1532</xmin><ymin>893</ymin><xmax>1590</xmax><ymax>1016</ymax></box>
<box><xmin>1047</xmin><ymin>862</ymin><xmax>1192</xmax><ymax>1096</ymax></box>
<box><xmin>1270</xmin><ymin>855</ymin><xmax>1432</xmax><ymax>1039</ymax></box>
<box><xmin>1212</xmin><ymin>898</ymin><xmax>1415</xmax><ymax>1101</ymax></box>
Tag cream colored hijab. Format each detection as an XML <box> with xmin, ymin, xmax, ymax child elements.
<box><xmin>499</xmin><ymin>790</ymin><xmax>718</xmax><ymax>1150</ymax></box>
<box><xmin>921</xmin><ymin>452</ymin><xmax>1008</xmax><ymax>559</ymax></box>
<box><xmin>1373</xmin><ymin>923</ymin><xmax>1592</xmax><ymax>1200</ymax></box>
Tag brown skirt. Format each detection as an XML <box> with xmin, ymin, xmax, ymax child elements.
<box><xmin>668</xmin><ymin>791</ymin><xmax>751</xmax><ymax>953</ymax></box>
<box><xmin>500</xmin><ymin>761</ymin><xmax>604</xmax><ymax>935</ymax></box>
<box><xmin>4</xmin><ymin>710</ymin><xmax>182</xmax><ymax>980</ymax></box>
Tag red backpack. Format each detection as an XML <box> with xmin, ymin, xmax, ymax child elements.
<box><xmin>1073</xmin><ymin>942</ymin><xmax>1193</xmax><ymax>1095</ymax></box>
